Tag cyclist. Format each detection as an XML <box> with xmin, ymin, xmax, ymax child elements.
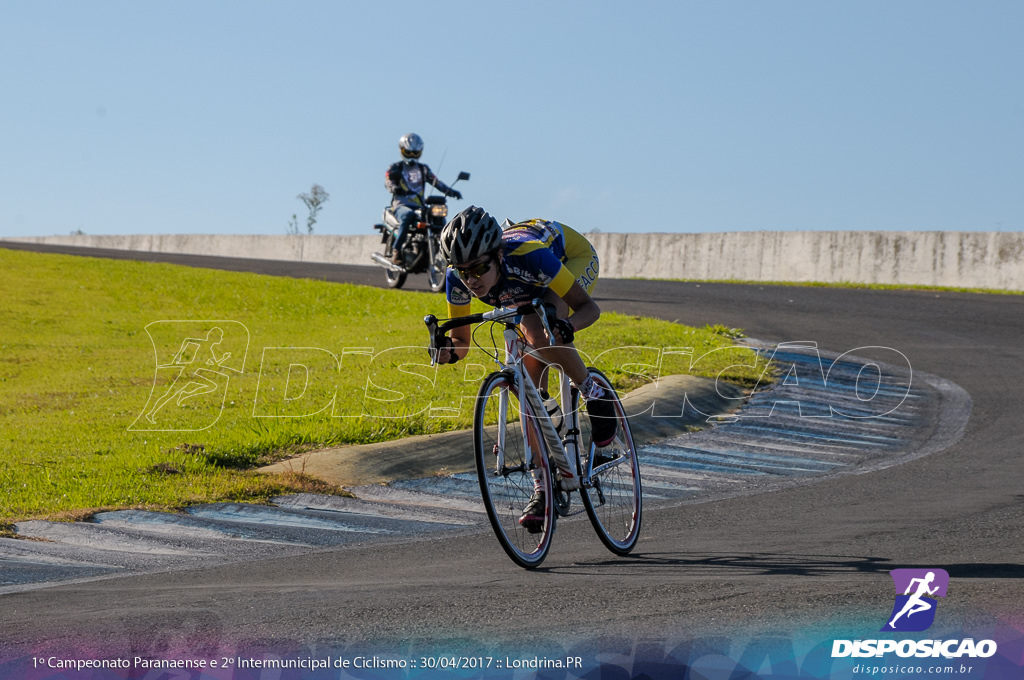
<box><xmin>384</xmin><ymin>133</ymin><xmax>462</xmax><ymax>264</ymax></box>
<box><xmin>434</xmin><ymin>205</ymin><xmax>622</xmax><ymax>532</ymax></box>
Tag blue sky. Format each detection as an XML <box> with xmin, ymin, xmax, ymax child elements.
<box><xmin>2</xmin><ymin>1</ymin><xmax>1021</xmax><ymax>238</ymax></box>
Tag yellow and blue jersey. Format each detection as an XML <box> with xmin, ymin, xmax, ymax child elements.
<box><xmin>445</xmin><ymin>219</ymin><xmax>599</xmax><ymax>317</ymax></box>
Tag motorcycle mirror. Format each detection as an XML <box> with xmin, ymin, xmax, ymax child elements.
<box><xmin>456</xmin><ymin>171</ymin><xmax>470</xmax><ymax>182</ymax></box>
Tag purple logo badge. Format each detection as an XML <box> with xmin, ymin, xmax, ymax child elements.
<box><xmin>881</xmin><ymin>568</ymin><xmax>949</xmax><ymax>632</ymax></box>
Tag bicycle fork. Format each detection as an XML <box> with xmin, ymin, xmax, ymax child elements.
<box><xmin>491</xmin><ymin>383</ymin><xmax>514</xmax><ymax>476</ymax></box>
<box><xmin>488</xmin><ymin>379</ymin><xmax>543</xmax><ymax>482</ymax></box>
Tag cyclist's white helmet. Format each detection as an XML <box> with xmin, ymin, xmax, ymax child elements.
<box><xmin>440</xmin><ymin>206</ymin><xmax>503</xmax><ymax>265</ymax></box>
<box><xmin>399</xmin><ymin>133</ymin><xmax>424</xmax><ymax>159</ymax></box>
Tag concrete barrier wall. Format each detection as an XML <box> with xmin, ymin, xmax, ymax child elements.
<box><xmin>5</xmin><ymin>231</ymin><xmax>1024</xmax><ymax>291</ymax></box>
<box><xmin>590</xmin><ymin>231</ymin><xmax>1024</xmax><ymax>290</ymax></box>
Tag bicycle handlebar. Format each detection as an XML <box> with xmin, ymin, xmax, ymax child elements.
<box><xmin>424</xmin><ymin>298</ymin><xmax>555</xmax><ymax>366</ymax></box>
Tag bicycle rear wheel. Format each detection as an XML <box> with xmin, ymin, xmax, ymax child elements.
<box><xmin>574</xmin><ymin>368</ymin><xmax>642</xmax><ymax>555</ymax></box>
<box><xmin>474</xmin><ymin>370</ymin><xmax>554</xmax><ymax>569</ymax></box>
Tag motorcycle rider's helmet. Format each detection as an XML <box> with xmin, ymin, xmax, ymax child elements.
<box><xmin>399</xmin><ymin>133</ymin><xmax>424</xmax><ymax>159</ymax></box>
<box><xmin>440</xmin><ymin>206</ymin><xmax>503</xmax><ymax>265</ymax></box>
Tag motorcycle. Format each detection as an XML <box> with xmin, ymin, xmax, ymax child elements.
<box><xmin>371</xmin><ymin>171</ymin><xmax>470</xmax><ymax>292</ymax></box>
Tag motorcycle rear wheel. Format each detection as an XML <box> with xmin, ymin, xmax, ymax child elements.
<box><xmin>384</xmin><ymin>236</ymin><xmax>407</xmax><ymax>289</ymax></box>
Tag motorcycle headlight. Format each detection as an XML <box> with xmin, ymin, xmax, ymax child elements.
<box><xmin>430</xmin><ymin>204</ymin><xmax>449</xmax><ymax>218</ymax></box>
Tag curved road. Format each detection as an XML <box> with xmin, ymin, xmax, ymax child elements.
<box><xmin>2</xmin><ymin>244</ymin><xmax>1023</xmax><ymax>670</ymax></box>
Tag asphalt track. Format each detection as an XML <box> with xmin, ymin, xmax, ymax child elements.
<box><xmin>2</xmin><ymin>243</ymin><xmax>1023</xmax><ymax>670</ymax></box>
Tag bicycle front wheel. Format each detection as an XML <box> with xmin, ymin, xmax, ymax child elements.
<box><xmin>474</xmin><ymin>370</ymin><xmax>554</xmax><ymax>569</ymax></box>
<box><xmin>574</xmin><ymin>368</ymin><xmax>643</xmax><ymax>555</ymax></box>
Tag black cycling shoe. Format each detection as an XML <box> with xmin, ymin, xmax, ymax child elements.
<box><xmin>518</xmin><ymin>490</ymin><xmax>546</xmax><ymax>534</ymax></box>
<box><xmin>586</xmin><ymin>394</ymin><xmax>618</xmax><ymax>445</ymax></box>
<box><xmin>592</xmin><ymin>435</ymin><xmax>625</xmax><ymax>468</ymax></box>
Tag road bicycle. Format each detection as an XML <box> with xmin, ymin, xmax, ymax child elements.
<box><xmin>425</xmin><ymin>300</ymin><xmax>642</xmax><ymax>568</ymax></box>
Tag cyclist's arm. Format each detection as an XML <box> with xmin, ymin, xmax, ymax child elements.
<box><xmin>441</xmin><ymin>300</ymin><xmax>473</xmax><ymax>363</ymax></box>
<box><xmin>557</xmin><ymin>280</ymin><xmax>600</xmax><ymax>334</ymax></box>
<box><xmin>544</xmin><ymin>260</ymin><xmax>599</xmax><ymax>335</ymax></box>
<box><xmin>432</xmin><ymin>266</ymin><xmax>475</xmax><ymax>364</ymax></box>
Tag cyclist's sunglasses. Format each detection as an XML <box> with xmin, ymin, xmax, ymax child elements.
<box><xmin>455</xmin><ymin>256</ymin><xmax>495</xmax><ymax>280</ymax></box>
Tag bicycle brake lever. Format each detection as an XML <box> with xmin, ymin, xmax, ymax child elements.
<box><xmin>424</xmin><ymin>314</ymin><xmax>439</xmax><ymax>366</ymax></box>
<box><xmin>532</xmin><ymin>298</ymin><xmax>556</xmax><ymax>346</ymax></box>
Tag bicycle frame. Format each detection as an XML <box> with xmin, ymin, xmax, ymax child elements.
<box><xmin>496</xmin><ymin>312</ymin><xmax>580</xmax><ymax>491</ymax></box>
<box><xmin>497</xmin><ymin>309</ymin><xmax>626</xmax><ymax>489</ymax></box>
<box><xmin>427</xmin><ymin>301</ymin><xmax>584</xmax><ymax>486</ymax></box>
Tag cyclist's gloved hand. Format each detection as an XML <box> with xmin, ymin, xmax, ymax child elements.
<box><xmin>432</xmin><ymin>335</ymin><xmax>459</xmax><ymax>364</ymax></box>
<box><xmin>551</xmin><ymin>318</ymin><xmax>575</xmax><ymax>344</ymax></box>
<box><xmin>448</xmin><ymin>189</ymin><xmax>462</xmax><ymax>200</ymax></box>
<box><xmin>538</xmin><ymin>302</ymin><xmax>574</xmax><ymax>344</ymax></box>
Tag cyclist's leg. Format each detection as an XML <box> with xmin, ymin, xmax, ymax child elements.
<box><xmin>558</xmin><ymin>247</ymin><xmax>616</xmax><ymax>441</ymax></box>
<box><xmin>518</xmin><ymin>466</ymin><xmax>547</xmax><ymax>533</ymax></box>
<box><xmin>518</xmin><ymin>311</ymin><xmax>589</xmax><ymax>387</ymax></box>
<box><xmin>521</xmin><ymin>284</ymin><xmax>616</xmax><ymax>445</ymax></box>
<box><xmin>520</xmin><ymin>316</ymin><xmax>617</xmax><ymax>449</ymax></box>
<box><xmin>578</xmin><ymin>374</ymin><xmax>618</xmax><ymax>446</ymax></box>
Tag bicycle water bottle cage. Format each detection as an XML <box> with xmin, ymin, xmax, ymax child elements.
<box><xmin>541</xmin><ymin>390</ymin><xmax>565</xmax><ymax>434</ymax></box>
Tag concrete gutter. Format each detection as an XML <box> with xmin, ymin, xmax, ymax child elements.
<box><xmin>259</xmin><ymin>374</ymin><xmax>743</xmax><ymax>487</ymax></box>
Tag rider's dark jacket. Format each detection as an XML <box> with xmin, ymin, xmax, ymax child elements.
<box><xmin>385</xmin><ymin>160</ymin><xmax>456</xmax><ymax>209</ymax></box>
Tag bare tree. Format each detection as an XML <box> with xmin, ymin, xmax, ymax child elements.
<box><xmin>297</xmin><ymin>184</ymin><xmax>330</xmax><ymax>234</ymax></box>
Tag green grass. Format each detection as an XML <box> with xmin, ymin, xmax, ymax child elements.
<box><xmin>0</xmin><ymin>249</ymin><xmax>769</xmax><ymax>525</ymax></box>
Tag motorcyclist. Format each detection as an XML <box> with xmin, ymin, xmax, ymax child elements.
<box><xmin>384</xmin><ymin>133</ymin><xmax>462</xmax><ymax>264</ymax></box>
<box><xmin>435</xmin><ymin>206</ymin><xmax>620</xmax><ymax>533</ymax></box>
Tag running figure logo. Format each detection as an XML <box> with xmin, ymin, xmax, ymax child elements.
<box><xmin>881</xmin><ymin>568</ymin><xmax>950</xmax><ymax>632</ymax></box>
<box><xmin>131</xmin><ymin>321</ymin><xmax>249</xmax><ymax>432</ymax></box>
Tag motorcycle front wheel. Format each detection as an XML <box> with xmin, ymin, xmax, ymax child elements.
<box><xmin>385</xmin><ymin>267</ymin><xmax>407</xmax><ymax>289</ymax></box>
<box><xmin>427</xmin><ymin>247</ymin><xmax>447</xmax><ymax>293</ymax></box>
